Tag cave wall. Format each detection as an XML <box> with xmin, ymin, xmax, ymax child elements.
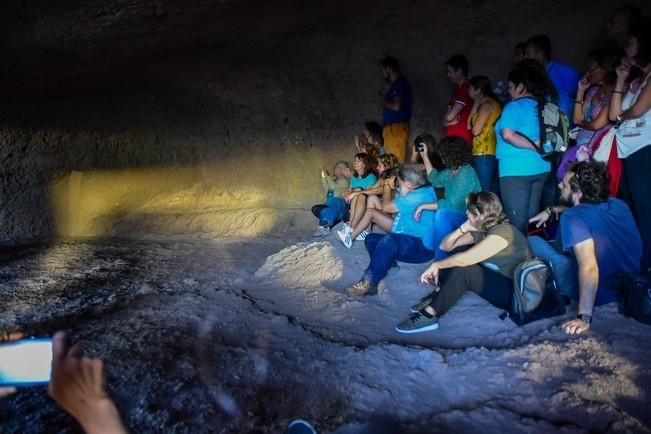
<box><xmin>0</xmin><ymin>0</ymin><xmax>644</xmax><ymax>241</ymax></box>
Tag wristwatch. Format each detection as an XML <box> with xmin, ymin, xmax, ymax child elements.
<box><xmin>615</xmin><ymin>114</ymin><xmax>624</xmax><ymax>128</ymax></box>
<box><xmin>577</xmin><ymin>313</ymin><xmax>592</xmax><ymax>324</ymax></box>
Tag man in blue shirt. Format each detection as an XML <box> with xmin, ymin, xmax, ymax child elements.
<box><xmin>379</xmin><ymin>56</ymin><xmax>412</xmax><ymax>163</ymax></box>
<box><xmin>347</xmin><ymin>164</ymin><xmax>436</xmax><ymax>296</ymax></box>
<box><xmin>525</xmin><ymin>34</ymin><xmax>579</xmax><ymax>120</ymax></box>
<box><xmin>528</xmin><ymin>161</ymin><xmax>642</xmax><ymax>335</ymax></box>
<box><xmin>525</xmin><ymin>34</ymin><xmax>580</xmax><ymax>210</ymax></box>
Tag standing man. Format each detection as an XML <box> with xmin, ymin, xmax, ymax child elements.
<box><xmin>528</xmin><ymin>161</ymin><xmax>642</xmax><ymax>335</ymax></box>
<box><xmin>443</xmin><ymin>55</ymin><xmax>473</xmax><ymax>144</ymax></box>
<box><xmin>525</xmin><ymin>34</ymin><xmax>579</xmax><ymax>122</ymax></box>
<box><xmin>379</xmin><ymin>56</ymin><xmax>412</xmax><ymax>163</ymax></box>
<box><xmin>525</xmin><ymin>35</ymin><xmax>580</xmax><ymax>209</ymax></box>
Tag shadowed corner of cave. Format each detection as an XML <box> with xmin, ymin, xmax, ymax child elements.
<box><xmin>1</xmin><ymin>0</ymin><xmax>651</xmax><ymax>433</ymax></box>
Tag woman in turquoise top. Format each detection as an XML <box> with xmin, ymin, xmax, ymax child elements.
<box><xmin>344</xmin><ymin>153</ymin><xmax>378</xmax><ymax>230</ymax></box>
<box><xmin>414</xmin><ymin>135</ymin><xmax>481</xmax><ymax>259</ymax></box>
<box><xmin>495</xmin><ymin>60</ymin><xmax>555</xmax><ymax>232</ymax></box>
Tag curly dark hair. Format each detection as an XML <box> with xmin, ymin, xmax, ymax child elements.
<box><xmin>466</xmin><ymin>191</ymin><xmax>510</xmax><ymax>232</ymax></box>
<box><xmin>568</xmin><ymin>161</ymin><xmax>610</xmax><ymax>204</ymax></box>
<box><xmin>437</xmin><ymin>136</ymin><xmax>474</xmax><ymax>170</ymax></box>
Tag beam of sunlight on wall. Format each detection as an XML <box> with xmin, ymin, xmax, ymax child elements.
<box><xmin>49</xmin><ymin>163</ymin><xmax>319</xmax><ymax>238</ymax></box>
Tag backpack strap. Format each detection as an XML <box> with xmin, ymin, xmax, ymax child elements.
<box><xmin>514</xmin><ymin>96</ymin><xmax>545</xmax><ymax>156</ymax></box>
<box><xmin>515</xmin><ymin>130</ymin><xmax>544</xmax><ymax>155</ymax></box>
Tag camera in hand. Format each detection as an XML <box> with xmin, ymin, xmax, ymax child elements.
<box><xmin>415</xmin><ymin>143</ymin><xmax>425</xmax><ymax>152</ymax></box>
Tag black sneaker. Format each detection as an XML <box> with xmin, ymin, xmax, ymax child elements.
<box><xmin>395</xmin><ymin>310</ymin><xmax>440</xmax><ymax>334</ymax></box>
<box><xmin>410</xmin><ymin>292</ymin><xmax>436</xmax><ymax>313</ymax></box>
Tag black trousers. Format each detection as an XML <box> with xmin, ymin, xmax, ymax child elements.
<box><xmin>429</xmin><ymin>265</ymin><xmax>513</xmax><ymax>316</ymax></box>
<box><xmin>620</xmin><ymin>145</ymin><xmax>651</xmax><ymax>271</ymax></box>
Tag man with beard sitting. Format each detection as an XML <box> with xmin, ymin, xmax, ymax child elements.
<box><xmin>527</xmin><ymin>161</ymin><xmax>641</xmax><ymax>335</ymax></box>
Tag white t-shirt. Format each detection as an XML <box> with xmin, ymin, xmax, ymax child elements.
<box><xmin>617</xmin><ymin>72</ymin><xmax>651</xmax><ymax>158</ymax></box>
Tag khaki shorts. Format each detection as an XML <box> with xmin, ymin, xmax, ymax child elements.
<box><xmin>382</xmin><ymin>122</ymin><xmax>410</xmax><ymax>163</ymax></box>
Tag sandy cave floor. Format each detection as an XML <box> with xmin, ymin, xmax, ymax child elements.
<box><xmin>0</xmin><ymin>231</ymin><xmax>650</xmax><ymax>434</ymax></box>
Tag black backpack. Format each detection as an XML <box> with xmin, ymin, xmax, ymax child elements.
<box><xmin>504</xmin><ymin>258</ymin><xmax>566</xmax><ymax>325</ymax></box>
<box><xmin>608</xmin><ymin>271</ymin><xmax>651</xmax><ymax>326</ymax></box>
<box><xmin>519</xmin><ymin>98</ymin><xmax>569</xmax><ymax>161</ymax></box>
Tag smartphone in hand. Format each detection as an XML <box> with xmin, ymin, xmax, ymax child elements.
<box><xmin>0</xmin><ymin>338</ymin><xmax>52</xmax><ymax>387</ymax></box>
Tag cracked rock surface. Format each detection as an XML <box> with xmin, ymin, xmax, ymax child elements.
<box><xmin>1</xmin><ymin>233</ymin><xmax>650</xmax><ymax>433</ymax></box>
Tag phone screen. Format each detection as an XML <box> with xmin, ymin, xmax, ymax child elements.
<box><xmin>0</xmin><ymin>338</ymin><xmax>52</xmax><ymax>387</ymax></box>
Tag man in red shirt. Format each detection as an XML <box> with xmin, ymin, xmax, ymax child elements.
<box><xmin>443</xmin><ymin>55</ymin><xmax>473</xmax><ymax>144</ymax></box>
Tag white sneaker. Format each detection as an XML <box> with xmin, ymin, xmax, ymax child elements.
<box><xmin>312</xmin><ymin>226</ymin><xmax>330</xmax><ymax>238</ymax></box>
<box><xmin>355</xmin><ymin>230</ymin><xmax>369</xmax><ymax>241</ymax></box>
<box><xmin>336</xmin><ymin>230</ymin><xmax>353</xmax><ymax>248</ymax></box>
<box><xmin>342</xmin><ymin>223</ymin><xmax>353</xmax><ymax>234</ymax></box>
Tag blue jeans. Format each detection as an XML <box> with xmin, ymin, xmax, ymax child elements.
<box><xmin>528</xmin><ymin>235</ymin><xmax>578</xmax><ymax>301</ymax></box>
<box><xmin>433</xmin><ymin>208</ymin><xmax>467</xmax><ymax>260</ymax></box>
<box><xmin>363</xmin><ymin>233</ymin><xmax>435</xmax><ymax>286</ymax></box>
<box><xmin>473</xmin><ymin>155</ymin><xmax>497</xmax><ymax>193</ymax></box>
<box><xmin>319</xmin><ymin>197</ymin><xmax>347</xmax><ymax>227</ymax></box>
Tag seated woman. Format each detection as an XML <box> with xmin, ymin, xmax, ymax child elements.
<box><xmin>359</xmin><ymin>132</ymin><xmax>383</xmax><ymax>158</ymax></box>
<box><xmin>558</xmin><ymin>48</ymin><xmax>618</xmax><ymax>181</ymax></box>
<box><xmin>354</xmin><ymin>121</ymin><xmax>383</xmax><ymax>154</ymax></box>
<box><xmin>336</xmin><ymin>153</ymin><xmax>400</xmax><ymax>247</ymax></box>
<box><xmin>395</xmin><ymin>192</ymin><xmax>532</xmax><ymax>334</ymax></box>
<box><xmin>311</xmin><ymin>161</ymin><xmax>351</xmax><ymax>237</ymax></box>
<box><xmin>343</xmin><ymin>153</ymin><xmax>378</xmax><ymax>230</ymax></box>
<box><xmin>416</xmin><ymin>135</ymin><xmax>482</xmax><ymax>259</ymax></box>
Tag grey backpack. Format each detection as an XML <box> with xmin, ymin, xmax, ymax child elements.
<box><xmin>509</xmin><ymin>258</ymin><xmax>565</xmax><ymax>325</ymax></box>
<box><xmin>519</xmin><ymin>98</ymin><xmax>569</xmax><ymax>161</ymax></box>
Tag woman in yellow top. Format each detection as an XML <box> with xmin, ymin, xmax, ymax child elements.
<box><xmin>467</xmin><ymin>75</ymin><xmax>502</xmax><ymax>192</ymax></box>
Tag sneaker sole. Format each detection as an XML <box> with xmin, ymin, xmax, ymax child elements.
<box><xmin>395</xmin><ymin>322</ymin><xmax>440</xmax><ymax>334</ymax></box>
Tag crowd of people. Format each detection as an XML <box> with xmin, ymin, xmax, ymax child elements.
<box><xmin>312</xmin><ymin>6</ymin><xmax>651</xmax><ymax>335</ymax></box>
<box><xmin>1</xmin><ymin>6</ymin><xmax>649</xmax><ymax>434</ymax></box>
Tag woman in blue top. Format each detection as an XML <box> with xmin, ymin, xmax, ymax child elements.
<box><xmin>413</xmin><ymin>135</ymin><xmax>482</xmax><ymax>259</ymax></box>
<box><xmin>495</xmin><ymin>60</ymin><xmax>556</xmax><ymax>232</ymax></box>
<box><xmin>344</xmin><ymin>153</ymin><xmax>378</xmax><ymax>230</ymax></box>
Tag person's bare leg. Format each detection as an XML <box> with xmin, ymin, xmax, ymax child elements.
<box><xmin>367</xmin><ymin>195</ymin><xmax>382</xmax><ymax>210</ymax></box>
<box><xmin>350</xmin><ymin>195</ymin><xmax>367</xmax><ymax>228</ymax></box>
<box><xmin>347</xmin><ymin>196</ymin><xmax>358</xmax><ymax>226</ymax></box>
<box><xmin>363</xmin><ymin>195</ymin><xmax>382</xmax><ymax>231</ymax></box>
<box><xmin>351</xmin><ymin>209</ymin><xmax>393</xmax><ymax>239</ymax></box>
